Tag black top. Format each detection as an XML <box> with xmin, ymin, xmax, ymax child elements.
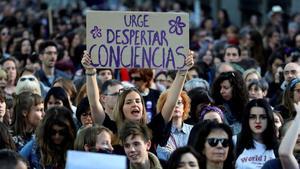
<box><xmin>143</xmin><ymin>88</ymin><xmax>161</xmax><ymax>120</ymax></box>
<box><xmin>103</xmin><ymin>112</ymin><xmax>171</xmax><ymax>146</ymax></box>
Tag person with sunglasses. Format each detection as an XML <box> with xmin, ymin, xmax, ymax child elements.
<box><xmin>81</xmin><ymin>50</ymin><xmax>194</xmax><ymax>151</ymax></box>
<box><xmin>235</xmin><ymin>99</ymin><xmax>278</xmax><ymax>169</ymax></box>
<box><xmin>190</xmin><ymin>120</ymin><xmax>235</xmax><ymax>169</ymax></box>
<box><xmin>20</xmin><ymin>106</ymin><xmax>77</xmax><ymax>169</ymax></box>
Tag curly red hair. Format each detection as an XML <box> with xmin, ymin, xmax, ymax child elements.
<box><xmin>156</xmin><ymin>90</ymin><xmax>191</xmax><ymax>120</ymax></box>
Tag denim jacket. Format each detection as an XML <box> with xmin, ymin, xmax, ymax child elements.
<box><xmin>20</xmin><ymin>138</ymin><xmax>43</xmax><ymax>169</ymax></box>
<box><xmin>20</xmin><ymin>138</ymin><xmax>58</xmax><ymax>169</ymax></box>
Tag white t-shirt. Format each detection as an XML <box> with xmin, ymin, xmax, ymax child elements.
<box><xmin>235</xmin><ymin>140</ymin><xmax>276</xmax><ymax>169</ymax></box>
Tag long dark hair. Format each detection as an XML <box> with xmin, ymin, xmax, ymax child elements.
<box><xmin>282</xmin><ymin>78</ymin><xmax>300</xmax><ymax>118</ymax></box>
<box><xmin>0</xmin><ymin>122</ymin><xmax>16</xmax><ymax>150</ymax></box>
<box><xmin>190</xmin><ymin>121</ymin><xmax>235</xmax><ymax>169</ymax></box>
<box><xmin>44</xmin><ymin>87</ymin><xmax>72</xmax><ymax>111</ymax></box>
<box><xmin>236</xmin><ymin>99</ymin><xmax>278</xmax><ymax>157</ymax></box>
<box><xmin>187</xmin><ymin>88</ymin><xmax>214</xmax><ymax>124</ymax></box>
<box><xmin>211</xmin><ymin>71</ymin><xmax>248</xmax><ymax>121</ymax></box>
<box><xmin>167</xmin><ymin>146</ymin><xmax>201</xmax><ymax>169</ymax></box>
<box><xmin>36</xmin><ymin>106</ymin><xmax>76</xmax><ymax>168</ymax></box>
<box><xmin>249</xmin><ymin>29</ymin><xmax>264</xmax><ymax>68</ymax></box>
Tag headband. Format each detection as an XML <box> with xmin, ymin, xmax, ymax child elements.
<box><xmin>199</xmin><ymin>105</ymin><xmax>224</xmax><ymax>120</ymax></box>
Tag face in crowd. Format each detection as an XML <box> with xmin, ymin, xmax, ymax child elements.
<box><xmin>203</xmin><ymin>129</ymin><xmax>230</xmax><ymax>164</ymax></box>
<box><xmin>124</xmin><ymin>134</ymin><xmax>151</xmax><ymax>165</ymax></box>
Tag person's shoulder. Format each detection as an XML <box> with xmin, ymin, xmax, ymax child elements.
<box><xmin>261</xmin><ymin>158</ymin><xmax>282</xmax><ymax>169</ymax></box>
<box><xmin>54</xmin><ymin>69</ymin><xmax>72</xmax><ymax>79</ymax></box>
<box><xmin>34</xmin><ymin>68</ymin><xmax>45</xmax><ymax>77</ymax></box>
<box><xmin>183</xmin><ymin>123</ymin><xmax>193</xmax><ymax>130</ymax></box>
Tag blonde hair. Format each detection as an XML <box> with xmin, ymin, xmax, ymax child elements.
<box><xmin>242</xmin><ymin>68</ymin><xmax>261</xmax><ymax>82</ymax></box>
<box><xmin>156</xmin><ymin>90</ymin><xmax>191</xmax><ymax>120</ymax></box>
<box><xmin>113</xmin><ymin>88</ymin><xmax>147</xmax><ymax>130</ymax></box>
<box><xmin>74</xmin><ymin>125</ymin><xmax>113</xmax><ymax>151</ymax></box>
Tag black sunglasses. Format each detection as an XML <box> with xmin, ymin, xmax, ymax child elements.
<box><xmin>131</xmin><ymin>77</ymin><xmax>143</xmax><ymax>81</ymax></box>
<box><xmin>207</xmin><ymin>138</ymin><xmax>229</xmax><ymax>147</ymax></box>
<box><xmin>1</xmin><ymin>32</ymin><xmax>10</xmax><ymax>36</ymax></box>
<box><xmin>50</xmin><ymin>128</ymin><xmax>67</xmax><ymax>136</ymax></box>
<box><xmin>20</xmin><ymin>77</ymin><xmax>35</xmax><ymax>81</ymax></box>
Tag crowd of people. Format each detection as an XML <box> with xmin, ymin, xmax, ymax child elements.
<box><xmin>1</xmin><ymin>0</ymin><xmax>300</xmax><ymax>169</ymax></box>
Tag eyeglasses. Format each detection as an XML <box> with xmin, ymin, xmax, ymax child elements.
<box><xmin>105</xmin><ymin>92</ymin><xmax>121</xmax><ymax>96</ymax></box>
<box><xmin>50</xmin><ymin>128</ymin><xmax>67</xmax><ymax>136</ymax></box>
<box><xmin>1</xmin><ymin>32</ymin><xmax>10</xmax><ymax>36</ymax></box>
<box><xmin>131</xmin><ymin>76</ymin><xmax>142</xmax><ymax>81</ymax></box>
<box><xmin>207</xmin><ymin>138</ymin><xmax>229</xmax><ymax>147</ymax></box>
<box><xmin>19</xmin><ymin>77</ymin><xmax>35</xmax><ymax>81</ymax></box>
<box><xmin>117</xmin><ymin>87</ymin><xmax>140</xmax><ymax>95</ymax></box>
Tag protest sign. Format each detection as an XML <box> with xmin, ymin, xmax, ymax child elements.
<box><xmin>65</xmin><ymin>150</ymin><xmax>126</xmax><ymax>169</ymax></box>
<box><xmin>86</xmin><ymin>11</ymin><xmax>189</xmax><ymax>70</ymax></box>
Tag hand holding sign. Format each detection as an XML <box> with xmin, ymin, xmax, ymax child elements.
<box><xmin>86</xmin><ymin>11</ymin><xmax>189</xmax><ymax>70</ymax></box>
<box><xmin>81</xmin><ymin>51</ymin><xmax>96</xmax><ymax>74</ymax></box>
<box><xmin>185</xmin><ymin>50</ymin><xmax>195</xmax><ymax>70</ymax></box>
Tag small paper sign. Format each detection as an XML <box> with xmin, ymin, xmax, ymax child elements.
<box><xmin>65</xmin><ymin>150</ymin><xmax>126</xmax><ymax>169</ymax></box>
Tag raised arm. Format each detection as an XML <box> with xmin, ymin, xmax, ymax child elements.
<box><xmin>81</xmin><ymin>51</ymin><xmax>106</xmax><ymax>124</ymax></box>
<box><xmin>161</xmin><ymin>50</ymin><xmax>194</xmax><ymax>123</ymax></box>
<box><xmin>278</xmin><ymin>102</ymin><xmax>300</xmax><ymax>169</ymax></box>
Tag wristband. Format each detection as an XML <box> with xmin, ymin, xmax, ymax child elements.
<box><xmin>178</xmin><ymin>70</ymin><xmax>187</xmax><ymax>76</ymax></box>
<box><xmin>86</xmin><ymin>71</ymin><xmax>96</xmax><ymax>76</ymax></box>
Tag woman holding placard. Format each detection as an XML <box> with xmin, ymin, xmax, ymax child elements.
<box><xmin>81</xmin><ymin>50</ymin><xmax>194</xmax><ymax>149</ymax></box>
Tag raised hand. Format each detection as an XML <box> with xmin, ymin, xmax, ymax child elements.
<box><xmin>81</xmin><ymin>51</ymin><xmax>94</xmax><ymax>70</ymax></box>
<box><xmin>185</xmin><ymin>50</ymin><xmax>195</xmax><ymax>70</ymax></box>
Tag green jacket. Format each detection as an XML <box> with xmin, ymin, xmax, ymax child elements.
<box><xmin>129</xmin><ymin>152</ymin><xmax>162</xmax><ymax>169</ymax></box>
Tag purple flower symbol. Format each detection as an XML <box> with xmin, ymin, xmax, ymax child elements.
<box><xmin>169</xmin><ymin>16</ymin><xmax>186</xmax><ymax>35</ymax></box>
<box><xmin>90</xmin><ymin>26</ymin><xmax>102</xmax><ymax>39</ymax></box>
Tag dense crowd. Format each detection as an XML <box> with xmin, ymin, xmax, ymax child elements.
<box><xmin>1</xmin><ymin>0</ymin><xmax>300</xmax><ymax>169</ymax></box>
